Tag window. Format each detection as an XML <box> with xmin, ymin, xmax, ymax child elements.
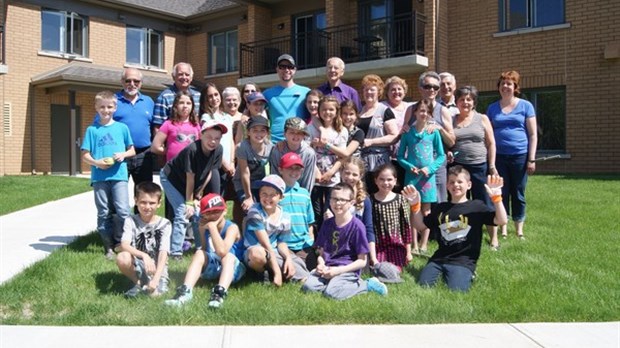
<box><xmin>499</xmin><ymin>0</ymin><xmax>565</xmax><ymax>31</ymax></box>
<box><xmin>478</xmin><ymin>87</ymin><xmax>566</xmax><ymax>152</ymax></box>
<box><xmin>126</xmin><ymin>27</ymin><xmax>163</xmax><ymax>68</ymax></box>
<box><xmin>41</xmin><ymin>10</ymin><xmax>88</xmax><ymax>56</ymax></box>
<box><xmin>210</xmin><ymin>30</ymin><xmax>237</xmax><ymax>74</ymax></box>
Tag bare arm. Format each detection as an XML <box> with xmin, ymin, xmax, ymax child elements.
<box><xmin>439</xmin><ymin>107</ymin><xmax>456</xmax><ymax>148</ymax></box>
<box><xmin>81</xmin><ymin>151</ymin><xmax>112</xmax><ymax>170</ymax></box>
<box><xmin>150</xmin><ymin>131</ymin><xmax>168</xmax><ymax>156</ymax></box>
<box><xmin>481</xmin><ymin>114</ymin><xmax>497</xmax><ymax>174</ymax></box>
<box><xmin>255</xmin><ymin>230</ymin><xmax>282</xmax><ymax>286</ymax></box>
<box><xmin>526</xmin><ymin>116</ymin><xmax>538</xmax><ymax>175</ymax></box>
<box><xmin>319</xmin><ymin>254</ymin><xmax>367</xmax><ymax>279</ymax></box>
<box><xmin>327</xmin><ymin>139</ymin><xmax>360</xmax><ymax>158</ymax></box>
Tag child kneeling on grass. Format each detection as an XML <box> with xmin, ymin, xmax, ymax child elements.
<box><xmin>165</xmin><ymin>193</ymin><xmax>246</xmax><ymax>309</ymax></box>
<box><xmin>116</xmin><ymin>182</ymin><xmax>171</xmax><ymax>298</ymax></box>
<box><xmin>302</xmin><ymin>183</ymin><xmax>388</xmax><ymax>300</ymax></box>
<box><xmin>403</xmin><ymin>165</ymin><xmax>508</xmax><ymax>292</ymax></box>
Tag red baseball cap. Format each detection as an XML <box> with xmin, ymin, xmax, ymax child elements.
<box><xmin>199</xmin><ymin>193</ymin><xmax>227</xmax><ymax>214</ymax></box>
<box><xmin>279</xmin><ymin>152</ymin><xmax>304</xmax><ymax>169</ymax></box>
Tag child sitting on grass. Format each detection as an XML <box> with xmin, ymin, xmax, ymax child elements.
<box><xmin>243</xmin><ymin>175</ymin><xmax>302</xmax><ymax>286</ymax></box>
<box><xmin>116</xmin><ymin>182</ymin><xmax>171</xmax><ymax>298</ymax></box>
<box><xmin>302</xmin><ymin>183</ymin><xmax>388</xmax><ymax>300</ymax></box>
<box><xmin>164</xmin><ymin>193</ymin><xmax>246</xmax><ymax>309</ymax></box>
<box><xmin>403</xmin><ymin>165</ymin><xmax>507</xmax><ymax>292</ymax></box>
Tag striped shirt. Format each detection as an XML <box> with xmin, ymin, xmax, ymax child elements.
<box><xmin>153</xmin><ymin>84</ymin><xmax>201</xmax><ymax>126</ymax></box>
<box><xmin>280</xmin><ymin>183</ymin><xmax>315</xmax><ymax>250</ymax></box>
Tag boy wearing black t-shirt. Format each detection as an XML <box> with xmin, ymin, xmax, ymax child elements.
<box><xmin>402</xmin><ymin>165</ymin><xmax>507</xmax><ymax>292</ymax></box>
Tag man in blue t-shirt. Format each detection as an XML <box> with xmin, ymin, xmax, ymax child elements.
<box><xmin>263</xmin><ymin>54</ymin><xmax>310</xmax><ymax>143</ymax></box>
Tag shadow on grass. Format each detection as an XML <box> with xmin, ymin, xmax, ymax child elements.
<box><xmin>65</xmin><ymin>232</ymin><xmax>103</xmax><ymax>253</ymax></box>
<box><xmin>95</xmin><ymin>271</ymin><xmax>130</xmax><ymax>295</ymax></box>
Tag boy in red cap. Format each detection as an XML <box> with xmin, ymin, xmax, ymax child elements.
<box><xmin>278</xmin><ymin>152</ymin><xmax>317</xmax><ymax>271</ymax></box>
<box><xmin>165</xmin><ymin>193</ymin><xmax>245</xmax><ymax>309</ymax></box>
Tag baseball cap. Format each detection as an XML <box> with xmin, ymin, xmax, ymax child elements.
<box><xmin>280</xmin><ymin>152</ymin><xmax>304</xmax><ymax>169</ymax></box>
<box><xmin>284</xmin><ymin>117</ymin><xmax>309</xmax><ymax>136</ymax></box>
<box><xmin>201</xmin><ymin>119</ymin><xmax>228</xmax><ymax>134</ymax></box>
<box><xmin>199</xmin><ymin>193</ymin><xmax>227</xmax><ymax>214</ymax></box>
<box><xmin>277</xmin><ymin>54</ymin><xmax>296</xmax><ymax>67</ymax></box>
<box><xmin>247</xmin><ymin>91</ymin><xmax>267</xmax><ymax>104</ymax></box>
<box><xmin>252</xmin><ymin>174</ymin><xmax>286</xmax><ymax>195</ymax></box>
<box><xmin>372</xmin><ymin>262</ymin><xmax>404</xmax><ymax>284</ymax></box>
<box><xmin>247</xmin><ymin>116</ymin><xmax>270</xmax><ymax>130</ymax></box>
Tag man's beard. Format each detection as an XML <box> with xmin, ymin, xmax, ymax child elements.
<box><xmin>124</xmin><ymin>88</ymin><xmax>138</xmax><ymax>96</ymax></box>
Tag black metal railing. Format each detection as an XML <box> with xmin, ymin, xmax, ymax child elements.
<box><xmin>240</xmin><ymin>12</ymin><xmax>426</xmax><ymax>78</ymax></box>
<box><xmin>0</xmin><ymin>24</ymin><xmax>5</xmax><ymax>65</ymax></box>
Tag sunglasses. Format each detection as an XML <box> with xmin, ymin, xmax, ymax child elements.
<box><xmin>244</xmin><ymin>89</ymin><xmax>257</xmax><ymax>94</ymax></box>
<box><xmin>124</xmin><ymin>79</ymin><xmax>141</xmax><ymax>84</ymax></box>
<box><xmin>278</xmin><ymin>64</ymin><xmax>295</xmax><ymax>70</ymax></box>
<box><xmin>422</xmin><ymin>84</ymin><xmax>440</xmax><ymax>91</ymax></box>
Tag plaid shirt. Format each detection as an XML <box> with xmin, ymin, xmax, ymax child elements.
<box><xmin>153</xmin><ymin>84</ymin><xmax>201</xmax><ymax>126</ymax></box>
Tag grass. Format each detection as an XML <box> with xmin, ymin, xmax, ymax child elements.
<box><xmin>0</xmin><ymin>174</ymin><xmax>619</xmax><ymax>325</ymax></box>
<box><xmin>0</xmin><ymin>175</ymin><xmax>91</xmax><ymax>215</ymax></box>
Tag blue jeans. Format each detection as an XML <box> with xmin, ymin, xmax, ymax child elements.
<box><xmin>418</xmin><ymin>261</ymin><xmax>474</xmax><ymax>292</ymax></box>
<box><xmin>451</xmin><ymin>162</ymin><xmax>491</xmax><ymax>209</ymax></box>
<box><xmin>160</xmin><ymin>169</ymin><xmax>198</xmax><ymax>256</ymax></box>
<box><xmin>93</xmin><ymin>180</ymin><xmax>130</xmax><ymax>250</ymax></box>
<box><xmin>496</xmin><ymin>154</ymin><xmax>528</xmax><ymax>222</ymax></box>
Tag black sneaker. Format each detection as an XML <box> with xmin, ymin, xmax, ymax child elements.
<box><xmin>208</xmin><ymin>285</ymin><xmax>227</xmax><ymax>309</ymax></box>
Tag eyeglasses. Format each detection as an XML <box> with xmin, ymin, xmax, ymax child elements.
<box><xmin>124</xmin><ymin>79</ymin><xmax>141</xmax><ymax>84</ymax></box>
<box><xmin>422</xmin><ymin>84</ymin><xmax>440</xmax><ymax>91</ymax></box>
<box><xmin>278</xmin><ymin>64</ymin><xmax>295</xmax><ymax>70</ymax></box>
<box><xmin>330</xmin><ymin>197</ymin><xmax>352</xmax><ymax>204</ymax></box>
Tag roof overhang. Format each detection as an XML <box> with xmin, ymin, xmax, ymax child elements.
<box><xmin>238</xmin><ymin>54</ymin><xmax>429</xmax><ymax>88</ymax></box>
<box><xmin>30</xmin><ymin>62</ymin><xmax>173</xmax><ymax>95</ymax></box>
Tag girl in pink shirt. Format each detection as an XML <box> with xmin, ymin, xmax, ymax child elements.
<box><xmin>151</xmin><ymin>91</ymin><xmax>201</xmax><ymax>163</ymax></box>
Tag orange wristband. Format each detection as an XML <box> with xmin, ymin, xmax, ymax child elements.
<box><xmin>410</xmin><ymin>202</ymin><xmax>421</xmax><ymax>214</ymax></box>
<box><xmin>491</xmin><ymin>195</ymin><xmax>502</xmax><ymax>203</ymax></box>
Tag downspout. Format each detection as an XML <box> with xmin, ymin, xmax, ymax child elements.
<box><xmin>434</xmin><ymin>0</ymin><xmax>440</xmax><ymax>72</ymax></box>
<box><xmin>29</xmin><ymin>84</ymin><xmax>36</xmax><ymax>174</ymax></box>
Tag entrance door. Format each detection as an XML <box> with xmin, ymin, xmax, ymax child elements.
<box><xmin>51</xmin><ymin>104</ymin><xmax>81</xmax><ymax>173</ymax></box>
<box><xmin>294</xmin><ymin>12</ymin><xmax>326</xmax><ymax>69</ymax></box>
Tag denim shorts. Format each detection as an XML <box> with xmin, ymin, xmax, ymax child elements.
<box><xmin>201</xmin><ymin>251</ymin><xmax>246</xmax><ymax>284</ymax></box>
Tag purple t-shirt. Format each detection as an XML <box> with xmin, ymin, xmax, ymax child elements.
<box><xmin>316</xmin><ymin>217</ymin><xmax>369</xmax><ymax>274</ymax></box>
<box><xmin>318</xmin><ymin>81</ymin><xmax>362</xmax><ymax>112</ymax></box>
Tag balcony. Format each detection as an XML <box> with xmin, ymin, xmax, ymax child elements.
<box><xmin>239</xmin><ymin>12</ymin><xmax>426</xmax><ymax>85</ymax></box>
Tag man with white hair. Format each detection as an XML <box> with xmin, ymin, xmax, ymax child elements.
<box><xmin>318</xmin><ymin>57</ymin><xmax>361</xmax><ymax>112</ymax></box>
<box><xmin>114</xmin><ymin>68</ymin><xmax>155</xmax><ymax>185</ymax></box>
<box><xmin>438</xmin><ymin>72</ymin><xmax>459</xmax><ymax>117</ymax></box>
<box><xmin>153</xmin><ymin>62</ymin><xmax>201</xmax><ymax>129</ymax></box>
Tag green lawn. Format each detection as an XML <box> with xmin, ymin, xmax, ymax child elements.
<box><xmin>0</xmin><ymin>175</ymin><xmax>91</xmax><ymax>215</ymax></box>
<box><xmin>0</xmin><ymin>174</ymin><xmax>619</xmax><ymax>325</ymax></box>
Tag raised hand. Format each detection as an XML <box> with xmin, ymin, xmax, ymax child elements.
<box><xmin>401</xmin><ymin>185</ymin><xmax>421</xmax><ymax>205</ymax></box>
<box><xmin>484</xmin><ymin>174</ymin><xmax>504</xmax><ymax>197</ymax></box>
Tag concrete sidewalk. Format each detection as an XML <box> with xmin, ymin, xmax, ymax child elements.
<box><xmin>1</xmin><ymin>322</ymin><xmax>618</xmax><ymax>348</ymax></box>
<box><xmin>1</xmin><ymin>178</ymin><xmax>618</xmax><ymax>347</ymax></box>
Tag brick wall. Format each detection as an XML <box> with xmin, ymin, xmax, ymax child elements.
<box><xmin>446</xmin><ymin>0</ymin><xmax>620</xmax><ymax>173</ymax></box>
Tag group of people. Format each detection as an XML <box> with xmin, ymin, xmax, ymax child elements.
<box><xmin>80</xmin><ymin>53</ymin><xmax>537</xmax><ymax>307</ymax></box>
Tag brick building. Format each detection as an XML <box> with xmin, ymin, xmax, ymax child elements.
<box><xmin>0</xmin><ymin>0</ymin><xmax>618</xmax><ymax>175</ymax></box>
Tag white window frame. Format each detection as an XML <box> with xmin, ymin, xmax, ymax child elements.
<box><xmin>126</xmin><ymin>26</ymin><xmax>163</xmax><ymax>69</ymax></box>
<box><xmin>210</xmin><ymin>29</ymin><xmax>238</xmax><ymax>74</ymax></box>
<box><xmin>41</xmin><ymin>10</ymin><xmax>88</xmax><ymax>57</ymax></box>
